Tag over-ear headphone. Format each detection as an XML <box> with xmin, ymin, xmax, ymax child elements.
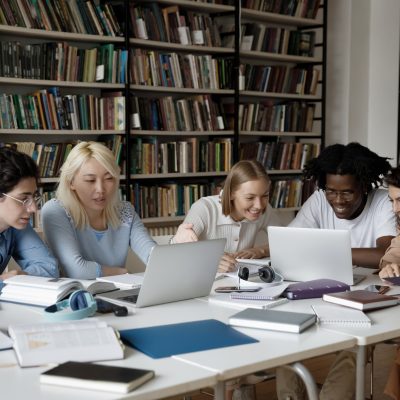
<box><xmin>43</xmin><ymin>290</ymin><xmax>97</xmax><ymax>321</ymax></box>
<box><xmin>238</xmin><ymin>264</ymin><xmax>284</xmax><ymax>285</ymax></box>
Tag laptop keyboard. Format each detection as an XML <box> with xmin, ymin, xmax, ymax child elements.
<box><xmin>119</xmin><ymin>294</ymin><xmax>139</xmax><ymax>303</ymax></box>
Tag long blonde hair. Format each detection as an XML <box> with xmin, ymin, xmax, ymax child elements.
<box><xmin>220</xmin><ymin>160</ymin><xmax>270</xmax><ymax>216</ymax></box>
<box><xmin>56</xmin><ymin>141</ymin><xmax>121</xmax><ymax>229</ymax></box>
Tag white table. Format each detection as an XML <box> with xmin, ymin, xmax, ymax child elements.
<box><xmin>0</xmin><ymin>301</ymin><xmax>218</xmax><ymax>400</ymax></box>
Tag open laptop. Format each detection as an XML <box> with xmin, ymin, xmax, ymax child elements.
<box><xmin>267</xmin><ymin>226</ymin><xmax>365</xmax><ymax>285</ymax></box>
<box><xmin>96</xmin><ymin>238</ymin><xmax>226</xmax><ymax>308</ymax></box>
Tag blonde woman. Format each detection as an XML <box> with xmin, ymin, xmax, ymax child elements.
<box><xmin>41</xmin><ymin>141</ymin><xmax>156</xmax><ymax>279</ymax></box>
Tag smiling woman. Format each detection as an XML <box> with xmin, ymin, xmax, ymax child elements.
<box><xmin>170</xmin><ymin>160</ymin><xmax>281</xmax><ymax>273</ymax></box>
<box><xmin>41</xmin><ymin>142</ymin><xmax>156</xmax><ymax>279</ymax></box>
<box><xmin>0</xmin><ymin>146</ymin><xmax>58</xmax><ymax>280</ymax></box>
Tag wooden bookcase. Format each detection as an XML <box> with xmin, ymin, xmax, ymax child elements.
<box><xmin>0</xmin><ymin>0</ymin><xmax>326</xmax><ymax>234</ymax></box>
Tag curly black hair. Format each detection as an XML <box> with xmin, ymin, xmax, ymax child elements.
<box><xmin>303</xmin><ymin>142</ymin><xmax>391</xmax><ymax>192</ymax></box>
<box><xmin>0</xmin><ymin>146</ymin><xmax>39</xmax><ymax>195</ymax></box>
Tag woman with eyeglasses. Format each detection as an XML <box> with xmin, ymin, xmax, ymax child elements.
<box><xmin>41</xmin><ymin>141</ymin><xmax>156</xmax><ymax>279</ymax></box>
<box><xmin>0</xmin><ymin>146</ymin><xmax>58</xmax><ymax>281</ymax></box>
<box><xmin>276</xmin><ymin>142</ymin><xmax>396</xmax><ymax>400</ymax></box>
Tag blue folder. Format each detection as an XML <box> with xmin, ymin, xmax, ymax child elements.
<box><xmin>120</xmin><ymin>319</ymin><xmax>258</xmax><ymax>359</ymax></box>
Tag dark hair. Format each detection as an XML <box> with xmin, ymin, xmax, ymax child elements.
<box><xmin>384</xmin><ymin>167</ymin><xmax>400</xmax><ymax>189</ymax></box>
<box><xmin>221</xmin><ymin>160</ymin><xmax>270</xmax><ymax>216</ymax></box>
<box><xmin>303</xmin><ymin>142</ymin><xmax>391</xmax><ymax>192</ymax></box>
<box><xmin>0</xmin><ymin>146</ymin><xmax>39</xmax><ymax>195</ymax></box>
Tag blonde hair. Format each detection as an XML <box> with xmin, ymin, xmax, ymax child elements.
<box><xmin>56</xmin><ymin>141</ymin><xmax>121</xmax><ymax>229</ymax></box>
<box><xmin>221</xmin><ymin>160</ymin><xmax>270</xmax><ymax>216</ymax></box>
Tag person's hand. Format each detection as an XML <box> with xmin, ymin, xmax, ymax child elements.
<box><xmin>379</xmin><ymin>263</ymin><xmax>400</xmax><ymax>279</ymax></box>
<box><xmin>172</xmin><ymin>223</ymin><xmax>198</xmax><ymax>244</ymax></box>
<box><xmin>234</xmin><ymin>247</ymin><xmax>267</xmax><ymax>259</ymax></box>
<box><xmin>0</xmin><ymin>269</ymin><xmax>20</xmax><ymax>281</ymax></box>
<box><xmin>218</xmin><ymin>253</ymin><xmax>237</xmax><ymax>273</ymax></box>
<box><xmin>102</xmin><ymin>267</ymin><xmax>128</xmax><ymax>276</ymax></box>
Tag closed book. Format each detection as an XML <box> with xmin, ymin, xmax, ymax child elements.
<box><xmin>311</xmin><ymin>304</ymin><xmax>371</xmax><ymax>326</ymax></box>
<box><xmin>229</xmin><ymin>308</ymin><xmax>316</xmax><ymax>333</ymax></box>
<box><xmin>323</xmin><ymin>290</ymin><xmax>399</xmax><ymax>311</ymax></box>
<box><xmin>284</xmin><ymin>279</ymin><xmax>350</xmax><ymax>300</ymax></box>
<box><xmin>41</xmin><ymin>361</ymin><xmax>154</xmax><ymax>393</ymax></box>
<box><xmin>208</xmin><ymin>293</ymin><xmax>288</xmax><ymax>310</ymax></box>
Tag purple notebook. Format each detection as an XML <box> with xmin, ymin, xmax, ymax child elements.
<box><xmin>284</xmin><ymin>279</ymin><xmax>350</xmax><ymax>300</ymax></box>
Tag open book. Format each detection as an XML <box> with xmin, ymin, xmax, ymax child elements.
<box><xmin>0</xmin><ymin>275</ymin><xmax>117</xmax><ymax>307</ymax></box>
<box><xmin>9</xmin><ymin>318</ymin><xmax>124</xmax><ymax>367</ymax></box>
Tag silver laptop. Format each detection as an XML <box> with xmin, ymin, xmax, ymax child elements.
<box><xmin>267</xmin><ymin>226</ymin><xmax>364</xmax><ymax>285</ymax></box>
<box><xmin>97</xmin><ymin>239</ymin><xmax>226</xmax><ymax>308</ymax></box>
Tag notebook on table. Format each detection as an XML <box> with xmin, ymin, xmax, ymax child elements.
<box><xmin>311</xmin><ymin>304</ymin><xmax>371</xmax><ymax>326</ymax></box>
<box><xmin>97</xmin><ymin>239</ymin><xmax>226</xmax><ymax>308</ymax></box>
<box><xmin>267</xmin><ymin>226</ymin><xmax>365</xmax><ymax>286</ymax></box>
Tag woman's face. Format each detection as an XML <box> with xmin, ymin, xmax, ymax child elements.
<box><xmin>70</xmin><ymin>158</ymin><xmax>117</xmax><ymax>217</ymax></box>
<box><xmin>324</xmin><ymin>174</ymin><xmax>365</xmax><ymax>220</ymax></box>
<box><xmin>388</xmin><ymin>185</ymin><xmax>400</xmax><ymax>215</ymax></box>
<box><xmin>0</xmin><ymin>177</ymin><xmax>38</xmax><ymax>232</ymax></box>
<box><xmin>230</xmin><ymin>178</ymin><xmax>270</xmax><ymax>222</ymax></box>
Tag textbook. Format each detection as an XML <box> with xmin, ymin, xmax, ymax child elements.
<box><xmin>229</xmin><ymin>308</ymin><xmax>316</xmax><ymax>333</ymax></box>
<box><xmin>311</xmin><ymin>304</ymin><xmax>371</xmax><ymax>326</ymax></box>
<box><xmin>9</xmin><ymin>319</ymin><xmax>124</xmax><ymax>367</ymax></box>
<box><xmin>208</xmin><ymin>292</ymin><xmax>288</xmax><ymax>310</ymax></box>
<box><xmin>323</xmin><ymin>290</ymin><xmax>399</xmax><ymax>311</ymax></box>
<box><xmin>0</xmin><ymin>275</ymin><xmax>117</xmax><ymax>307</ymax></box>
<box><xmin>96</xmin><ymin>273</ymin><xmax>144</xmax><ymax>289</ymax></box>
<box><xmin>41</xmin><ymin>361</ymin><xmax>154</xmax><ymax>393</ymax></box>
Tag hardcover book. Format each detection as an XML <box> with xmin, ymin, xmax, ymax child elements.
<box><xmin>229</xmin><ymin>308</ymin><xmax>316</xmax><ymax>333</ymax></box>
<box><xmin>41</xmin><ymin>361</ymin><xmax>154</xmax><ymax>393</ymax></box>
<box><xmin>322</xmin><ymin>290</ymin><xmax>399</xmax><ymax>311</ymax></box>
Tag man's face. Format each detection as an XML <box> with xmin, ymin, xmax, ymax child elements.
<box><xmin>324</xmin><ymin>174</ymin><xmax>365</xmax><ymax>220</ymax></box>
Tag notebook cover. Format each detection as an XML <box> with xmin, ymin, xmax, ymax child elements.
<box><xmin>284</xmin><ymin>279</ymin><xmax>350</xmax><ymax>300</ymax></box>
<box><xmin>120</xmin><ymin>319</ymin><xmax>258</xmax><ymax>359</ymax></box>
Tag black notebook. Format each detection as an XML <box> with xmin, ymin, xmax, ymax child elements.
<box><xmin>40</xmin><ymin>361</ymin><xmax>155</xmax><ymax>393</ymax></box>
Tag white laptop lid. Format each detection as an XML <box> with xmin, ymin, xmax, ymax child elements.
<box><xmin>99</xmin><ymin>239</ymin><xmax>226</xmax><ymax>308</ymax></box>
<box><xmin>267</xmin><ymin>226</ymin><xmax>354</xmax><ymax>285</ymax></box>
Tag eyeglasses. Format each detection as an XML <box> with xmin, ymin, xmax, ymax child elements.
<box><xmin>324</xmin><ymin>189</ymin><xmax>355</xmax><ymax>201</ymax></box>
<box><xmin>1</xmin><ymin>193</ymin><xmax>43</xmax><ymax>209</ymax></box>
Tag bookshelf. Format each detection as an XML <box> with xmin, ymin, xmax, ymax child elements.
<box><xmin>0</xmin><ymin>0</ymin><xmax>326</xmax><ymax>234</ymax></box>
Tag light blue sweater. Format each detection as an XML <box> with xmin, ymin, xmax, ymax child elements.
<box><xmin>41</xmin><ymin>199</ymin><xmax>156</xmax><ymax>279</ymax></box>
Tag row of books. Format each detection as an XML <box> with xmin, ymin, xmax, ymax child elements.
<box><xmin>129</xmin><ymin>2</ymin><xmax>224</xmax><ymax>47</ymax></box>
<box><xmin>130</xmin><ymin>137</ymin><xmax>232</xmax><ymax>175</ymax></box>
<box><xmin>0</xmin><ymin>41</ymin><xmax>127</xmax><ymax>84</ymax></box>
<box><xmin>131</xmin><ymin>182</ymin><xmax>222</xmax><ymax>219</ymax></box>
<box><xmin>0</xmin><ymin>90</ymin><xmax>125</xmax><ymax>131</ymax></box>
<box><xmin>237</xmin><ymin>101</ymin><xmax>315</xmax><ymax>132</ymax></box>
<box><xmin>0</xmin><ymin>0</ymin><xmax>123</xmax><ymax>36</ymax></box>
<box><xmin>241</xmin><ymin>0</ymin><xmax>321</xmax><ymax>19</ymax></box>
<box><xmin>239</xmin><ymin>141</ymin><xmax>320</xmax><ymax>170</ymax></box>
<box><xmin>240</xmin><ymin>64</ymin><xmax>320</xmax><ymax>95</ymax></box>
<box><xmin>131</xmin><ymin>95</ymin><xmax>226</xmax><ymax>132</ymax></box>
<box><xmin>9</xmin><ymin>137</ymin><xmax>123</xmax><ymax>178</ymax></box>
<box><xmin>130</xmin><ymin>49</ymin><xmax>233</xmax><ymax>90</ymax></box>
<box><xmin>241</xmin><ymin>24</ymin><xmax>316</xmax><ymax>57</ymax></box>
<box><xmin>270</xmin><ymin>178</ymin><xmax>316</xmax><ymax>208</ymax></box>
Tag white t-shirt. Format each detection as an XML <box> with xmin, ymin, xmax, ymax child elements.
<box><xmin>289</xmin><ymin>188</ymin><xmax>396</xmax><ymax>247</ymax></box>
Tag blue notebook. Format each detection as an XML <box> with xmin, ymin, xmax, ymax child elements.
<box><xmin>120</xmin><ymin>319</ymin><xmax>258</xmax><ymax>359</ymax></box>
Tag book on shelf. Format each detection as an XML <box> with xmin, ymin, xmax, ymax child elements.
<box><xmin>322</xmin><ymin>290</ymin><xmax>399</xmax><ymax>311</ymax></box>
<box><xmin>311</xmin><ymin>304</ymin><xmax>371</xmax><ymax>327</ymax></box>
<box><xmin>9</xmin><ymin>318</ymin><xmax>124</xmax><ymax>367</ymax></box>
<box><xmin>229</xmin><ymin>308</ymin><xmax>316</xmax><ymax>333</ymax></box>
<box><xmin>40</xmin><ymin>361</ymin><xmax>154</xmax><ymax>394</ymax></box>
<box><xmin>0</xmin><ymin>275</ymin><xmax>117</xmax><ymax>307</ymax></box>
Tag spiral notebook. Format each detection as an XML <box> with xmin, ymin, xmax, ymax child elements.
<box><xmin>311</xmin><ymin>304</ymin><xmax>371</xmax><ymax>326</ymax></box>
